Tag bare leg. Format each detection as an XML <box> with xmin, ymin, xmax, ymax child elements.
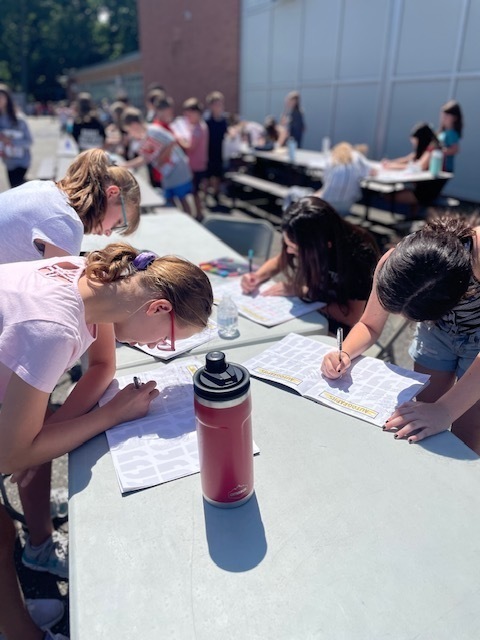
<box><xmin>18</xmin><ymin>462</ymin><xmax>53</xmax><ymax>546</ymax></box>
<box><xmin>193</xmin><ymin>192</ymin><xmax>204</xmax><ymax>221</ymax></box>
<box><xmin>451</xmin><ymin>401</ymin><xmax>480</xmax><ymax>454</ymax></box>
<box><xmin>0</xmin><ymin>505</ymin><xmax>43</xmax><ymax>639</ymax></box>
<box><xmin>414</xmin><ymin>364</ymin><xmax>455</xmax><ymax>403</ymax></box>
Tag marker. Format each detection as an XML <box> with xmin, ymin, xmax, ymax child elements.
<box><xmin>248</xmin><ymin>249</ymin><xmax>254</xmax><ymax>274</ymax></box>
<box><xmin>133</xmin><ymin>376</ymin><xmax>140</xmax><ymax>389</ymax></box>
<box><xmin>336</xmin><ymin>327</ymin><xmax>343</xmax><ymax>365</ymax></box>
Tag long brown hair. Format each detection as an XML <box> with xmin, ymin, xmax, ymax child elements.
<box><xmin>56</xmin><ymin>149</ymin><xmax>140</xmax><ymax>235</ymax></box>
<box><xmin>280</xmin><ymin>196</ymin><xmax>380</xmax><ymax>306</ymax></box>
<box><xmin>85</xmin><ymin>243</ymin><xmax>213</xmax><ymax>328</ymax></box>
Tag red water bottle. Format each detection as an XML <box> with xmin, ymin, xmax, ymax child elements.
<box><xmin>193</xmin><ymin>351</ymin><xmax>254</xmax><ymax>508</ymax></box>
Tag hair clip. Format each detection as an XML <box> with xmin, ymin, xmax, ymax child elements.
<box><xmin>133</xmin><ymin>252</ymin><xmax>157</xmax><ymax>271</ymax></box>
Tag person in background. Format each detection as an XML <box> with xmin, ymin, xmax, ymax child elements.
<box><xmin>381</xmin><ymin>122</ymin><xmax>445</xmax><ymax>207</ymax></box>
<box><xmin>241</xmin><ymin>196</ymin><xmax>380</xmax><ymax>335</ymax></box>
<box><xmin>205</xmin><ymin>91</ymin><xmax>228</xmax><ymax>204</ymax></box>
<box><xmin>316</xmin><ymin>142</ymin><xmax>375</xmax><ymax>216</ymax></box>
<box><xmin>0</xmin><ymin>83</ymin><xmax>33</xmax><ymax>188</ymax></box>
<box><xmin>144</xmin><ymin>83</ymin><xmax>166</xmax><ymax>123</ymax></box>
<box><xmin>0</xmin><ymin>245</ymin><xmax>213</xmax><ymax>582</ymax></box>
<box><xmin>280</xmin><ymin>90</ymin><xmax>305</xmax><ymax>148</ymax></box>
<box><xmin>0</xmin><ymin>148</ymin><xmax>140</xmax><ymax>263</ymax></box>
<box><xmin>181</xmin><ymin>98</ymin><xmax>209</xmax><ymax>221</ymax></box>
<box><xmin>121</xmin><ymin>107</ymin><xmax>194</xmax><ymax>216</ymax></box>
<box><xmin>437</xmin><ymin>99</ymin><xmax>463</xmax><ymax>173</ymax></box>
<box><xmin>321</xmin><ymin>213</ymin><xmax>480</xmax><ymax>454</ymax></box>
<box><xmin>0</xmin><ymin>504</ymin><xmax>68</xmax><ymax>639</ymax></box>
<box><xmin>104</xmin><ymin>101</ymin><xmax>130</xmax><ymax>160</ymax></box>
<box><xmin>71</xmin><ymin>92</ymin><xmax>106</xmax><ymax>152</ymax></box>
<box><xmin>254</xmin><ymin>115</ymin><xmax>282</xmax><ymax>151</ymax></box>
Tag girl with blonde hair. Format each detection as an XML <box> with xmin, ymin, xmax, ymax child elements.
<box><xmin>0</xmin><ymin>148</ymin><xmax>141</xmax><ymax>264</ymax></box>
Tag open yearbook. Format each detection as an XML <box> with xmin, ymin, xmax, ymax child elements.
<box><xmin>212</xmin><ymin>279</ymin><xmax>325</xmax><ymax>327</ymax></box>
<box><xmin>242</xmin><ymin>333</ymin><xmax>430</xmax><ymax>427</ymax></box>
<box><xmin>99</xmin><ymin>359</ymin><xmax>259</xmax><ymax>494</ymax></box>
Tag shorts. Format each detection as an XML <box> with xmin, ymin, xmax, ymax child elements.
<box><xmin>163</xmin><ymin>180</ymin><xmax>193</xmax><ymax>201</ymax></box>
<box><xmin>408</xmin><ymin>321</ymin><xmax>480</xmax><ymax>378</ymax></box>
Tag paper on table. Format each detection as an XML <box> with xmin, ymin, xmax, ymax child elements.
<box><xmin>213</xmin><ymin>279</ymin><xmax>325</xmax><ymax>327</ymax></box>
<box><xmin>133</xmin><ymin>319</ymin><xmax>218</xmax><ymax>361</ymax></box>
<box><xmin>99</xmin><ymin>359</ymin><xmax>259</xmax><ymax>494</ymax></box>
<box><xmin>242</xmin><ymin>333</ymin><xmax>430</xmax><ymax>427</ymax></box>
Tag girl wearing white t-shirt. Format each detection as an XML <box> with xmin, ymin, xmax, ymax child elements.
<box><xmin>0</xmin><ymin>245</ymin><xmax>213</xmax><ymax>583</ymax></box>
<box><xmin>0</xmin><ymin>148</ymin><xmax>141</xmax><ymax>264</ymax></box>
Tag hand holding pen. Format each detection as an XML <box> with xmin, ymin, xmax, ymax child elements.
<box><xmin>241</xmin><ymin>249</ymin><xmax>259</xmax><ymax>294</ymax></box>
<box><xmin>320</xmin><ymin>328</ymin><xmax>352</xmax><ymax>379</ymax></box>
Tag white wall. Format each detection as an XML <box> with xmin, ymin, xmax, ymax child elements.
<box><xmin>240</xmin><ymin>0</ymin><xmax>480</xmax><ymax>202</ymax></box>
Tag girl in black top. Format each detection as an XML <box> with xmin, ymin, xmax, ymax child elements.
<box><xmin>241</xmin><ymin>196</ymin><xmax>380</xmax><ymax>334</ymax></box>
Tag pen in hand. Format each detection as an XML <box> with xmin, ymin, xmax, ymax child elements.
<box><xmin>133</xmin><ymin>376</ymin><xmax>140</xmax><ymax>389</ymax></box>
<box><xmin>248</xmin><ymin>249</ymin><xmax>254</xmax><ymax>274</ymax></box>
<box><xmin>336</xmin><ymin>328</ymin><xmax>343</xmax><ymax>367</ymax></box>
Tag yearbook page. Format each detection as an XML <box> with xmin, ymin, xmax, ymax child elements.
<box><xmin>213</xmin><ymin>279</ymin><xmax>325</xmax><ymax>327</ymax></box>
<box><xmin>243</xmin><ymin>333</ymin><xmax>430</xmax><ymax>427</ymax></box>
<box><xmin>99</xmin><ymin>360</ymin><xmax>259</xmax><ymax>494</ymax></box>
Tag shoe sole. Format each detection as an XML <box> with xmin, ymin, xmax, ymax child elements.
<box><xmin>26</xmin><ymin>600</ymin><xmax>65</xmax><ymax>630</ymax></box>
<box><xmin>22</xmin><ymin>557</ymin><xmax>69</xmax><ymax>580</ymax></box>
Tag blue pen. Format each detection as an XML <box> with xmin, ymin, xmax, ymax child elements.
<box><xmin>248</xmin><ymin>249</ymin><xmax>254</xmax><ymax>273</ymax></box>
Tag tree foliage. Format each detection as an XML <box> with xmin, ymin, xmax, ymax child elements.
<box><xmin>0</xmin><ymin>0</ymin><xmax>138</xmax><ymax>101</ymax></box>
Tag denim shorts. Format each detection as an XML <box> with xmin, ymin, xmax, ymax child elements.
<box><xmin>408</xmin><ymin>321</ymin><xmax>480</xmax><ymax>378</ymax></box>
<box><xmin>163</xmin><ymin>180</ymin><xmax>193</xmax><ymax>201</ymax></box>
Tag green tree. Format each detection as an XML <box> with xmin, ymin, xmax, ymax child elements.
<box><xmin>0</xmin><ymin>0</ymin><xmax>138</xmax><ymax>101</ymax></box>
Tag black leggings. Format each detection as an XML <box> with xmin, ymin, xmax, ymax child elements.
<box><xmin>7</xmin><ymin>166</ymin><xmax>28</xmax><ymax>188</ymax></box>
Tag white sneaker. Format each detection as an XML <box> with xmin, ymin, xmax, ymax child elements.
<box><xmin>44</xmin><ymin>632</ymin><xmax>69</xmax><ymax>640</ymax></box>
<box><xmin>22</xmin><ymin>530</ymin><xmax>69</xmax><ymax>579</ymax></box>
<box><xmin>25</xmin><ymin>598</ymin><xmax>65</xmax><ymax>630</ymax></box>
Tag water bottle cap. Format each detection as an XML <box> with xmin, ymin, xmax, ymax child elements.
<box><xmin>193</xmin><ymin>351</ymin><xmax>250</xmax><ymax>401</ymax></box>
<box><xmin>205</xmin><ymin>351</ymin><xmax>227</xmax><ymax>373</ymax></box>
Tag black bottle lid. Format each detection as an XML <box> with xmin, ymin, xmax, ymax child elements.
<box><xmin>193</xmin><ymin>351</ymin><xmax>250</xmax><ymax>401</ymax></box>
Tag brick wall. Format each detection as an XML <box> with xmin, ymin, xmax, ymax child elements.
<box><xmin>137</xmin><ymin>0</ymin><xmax>240</xmax><ymax>115</ymax></box>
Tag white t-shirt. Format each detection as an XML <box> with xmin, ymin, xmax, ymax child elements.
<box><xmin>319</xmin><ymin>151</ymin><xmax>373</xmax><ymax>214</ymax></box>
<box><xmin>0</xmin><ymin>180</ymin><xmax>84</xmax><ymax>264</ymax></box>
<box><xmin>0</xmin><ymin>256</ymin><xmax>96</xmax><ymax>399</ymax></box>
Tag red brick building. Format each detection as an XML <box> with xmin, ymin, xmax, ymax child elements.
<box><xmin>137</xmin><ymin>0</ymin><xmax>240</xmax><ymax>114</ymax></box>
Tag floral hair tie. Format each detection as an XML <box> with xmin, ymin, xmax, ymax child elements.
<box><xmin>133</xmin><ymin>252</ymin><xmax>157</xmax><ymax>271</ymax></box>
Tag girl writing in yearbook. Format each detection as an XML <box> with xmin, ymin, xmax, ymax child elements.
<box><xmin>321</xmin><ymin>214</ymin><xmax>480</xmax><ymax>453</ymax></box>
<box><xmin>241</xmin><ymin>196</ymin><xmax>380</xmax><ymax>335</ymax></box>
<box><xmin>0</xmin><ymin>245</ymin><xmax>212</xmax><ymax>579</ymax></box>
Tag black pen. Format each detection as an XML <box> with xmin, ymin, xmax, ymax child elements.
<box><xmin>336</xmin><ymin>327</ymin><xmax>343</xmax><ymax>365</ymax></box>
<box><xmin>133</xmin><ymin>376</ymin><xmax>140</xmax><ymax>389</ymax></box>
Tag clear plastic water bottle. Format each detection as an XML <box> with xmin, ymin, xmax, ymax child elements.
<box><xmin>429</xmin><ymin>148</ymin><xmax>443</xmax><ymax>177</ymax></box>
<box><xmin>217</xmin><ymin>295</ymin><xmax>239</xmax><ymax>338</ymax></box>
<box><xmin>287</xmin><ymin>137</ymin><xmax>297</xmax><ymax>162</ymax></box>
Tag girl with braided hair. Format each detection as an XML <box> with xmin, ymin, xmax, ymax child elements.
<box><xmin>322</xmin><ymin>213</ymin><xmax>480</xmax><ymax>452</ymax></box>
<box><xmin>0</xmin><ymin>244</ymin><xmax>212</xmax><ymax>578</ymax></box>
